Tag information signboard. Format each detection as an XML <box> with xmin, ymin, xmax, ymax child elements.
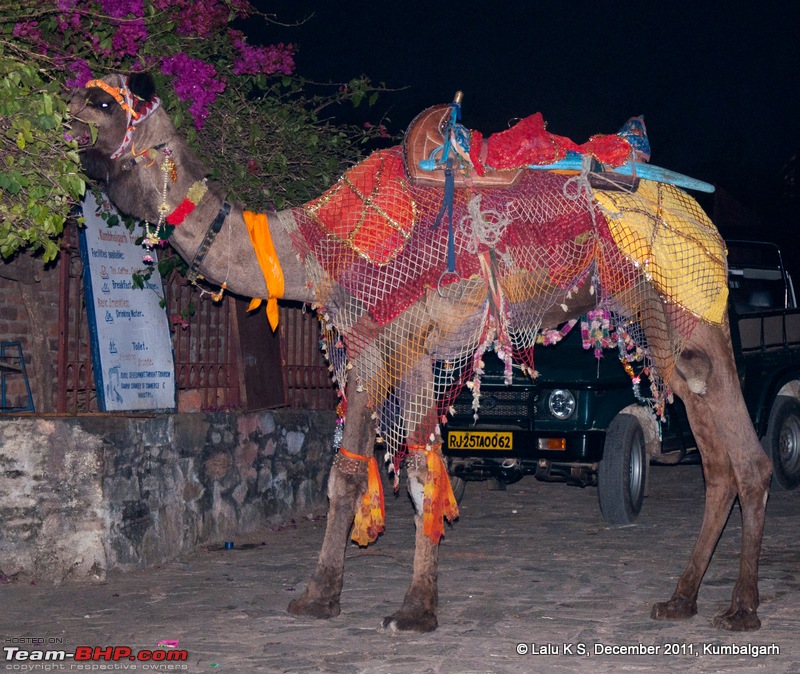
<box><xmin>79</xmin><ymin>192</ymin><xmax>177</xmax><ymax>411</ymax></box>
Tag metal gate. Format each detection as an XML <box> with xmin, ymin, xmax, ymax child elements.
<box><xmin>279</xmin><ymin>302</ymin><xmax>338</xmax><ymax>411</ymax></box>
<box><xmin>57</xmin><ymin>224</ymin><xmax>335</xmax><ymax>413</ymax></box>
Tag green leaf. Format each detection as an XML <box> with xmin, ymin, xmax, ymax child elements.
<box><xmin>0</xmin><ymin>173</ymin><xmax>21</xmax><ymax>195</ymax></box>
<box><xmin>42</xmin><ymin>238</ymin><xmax>61</xmax><ymax>263</ymax></box>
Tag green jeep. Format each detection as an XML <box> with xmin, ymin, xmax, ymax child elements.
<box><xmin>443</xmin><ymin>240</ymin><xmax>800</xmax><ymax>525</ymax></box>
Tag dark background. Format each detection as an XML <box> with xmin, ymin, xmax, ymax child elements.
<box><xmin>247</xmin><ymin>2</ymin><xmax>799</xmax><ymax>247</ymax></box>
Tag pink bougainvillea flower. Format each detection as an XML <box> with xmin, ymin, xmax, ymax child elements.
<box><xmin>161</xmin><ymin>53</ymin><xmax>226</xmax><ymax>129</ymax></box>
<box><xmin>13</xmin><ymin>21</ymin><xmax>41</xmax><ymax>42</ymax></box>
<box><xmin>64</xmin><ymin>59</ymin><xmax>94</xmax><ymax>88</ymax></box>
<box><xmin>99</xmin><ymin>0</ymin><xmax>144</xmax><ymax>19</ymax></box>
<box><xmin>153</xmin><ymin>0</ymin><xmax>232</xmax><ymax>38</ymax></box>
<box><xmin>111</xmin><ymin>19</ymin><xmax>147</xmax><ymax>57</ymax></box>
<box><xmin>170</xmin><ymin>314</ymin><xmax>190</xmax><ymax>330</ymax></box>
<box><xmin>229</xmin><ymin>31</ymin><xmax>295</xmax><ymax>76</ymax></box>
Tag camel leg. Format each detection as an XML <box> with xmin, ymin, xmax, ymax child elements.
<box><xmin>379</xmin><ymin>338</ymin><xmax>451</xmax><ymax>633</ymax></box>
<box><xmin>651</xmin><ymin>322</ymin><xmax>772</xmax><ymax>630</ymax></box>
<box><xmin>650</xmin><ymin>409</ymin><xmax>737</xmax><ymax>622</ymax></box>
<box><xmin>382</xmin><ymin>454</ymin><xmax>439</xmax><ymax>632</ymax></box>
<box><xmin>287</xmin><ymin>384</ymin><xmax>374</xmax><ymax>619</ymax></box>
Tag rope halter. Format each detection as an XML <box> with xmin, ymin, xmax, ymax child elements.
<box><xmin>85</xmin><ymin>74</ymin><xmax>162</xmax><ymax>160</ymax></box>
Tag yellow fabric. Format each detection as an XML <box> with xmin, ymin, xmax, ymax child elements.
<box><xmin>339</xmin><ymin>448</ymin><xmax>385</xmax><ymax>546</ymax></box>
<box><xmin>594</xmin><ymin>180</ymin><xmax>728</xmax><ymax>325</ymax></box>
<box><xmin>421</xmin><ymin>446</ymin><xmax>459</xmax><ymax>544</ymax></box>
<box><xmin>243</xmin><ymin>210</ymin><xmax>285</xmax><ymax>330</ymax></box>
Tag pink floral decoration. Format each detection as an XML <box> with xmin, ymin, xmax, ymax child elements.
<box><xmin>161</xmin><ymin>53</ymin><xmax>226</xmax><ymax>129</ymax></box>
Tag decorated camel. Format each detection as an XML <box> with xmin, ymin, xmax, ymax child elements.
<box><xmin>69</xmin><ymin>73</ymin><xmax>772</xmax><ymax>632</ymax></box>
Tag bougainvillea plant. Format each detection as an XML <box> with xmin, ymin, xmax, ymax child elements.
<box><xmin>0</xmin><ymin>0</ymin><xmax>390</xmax><ymax>263</ymax></box>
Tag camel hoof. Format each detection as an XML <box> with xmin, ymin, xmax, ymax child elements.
<box><xmin>287</xmin><ymin>595</ymin><xmax>340</xmax><ymax>620</ymax></box>
<box><xmin>711</xmin><ymin>607</ymin><xmax>761</xmax><ymax>632</ymax></box>
<box><xmin>381</xmin><ymin>611</ymin><xmax>438</xmax><ymax>633</ymax></box>
<box><xmin>651</xmin><ymin>597</ymin><xmax>697</xmax><ymax>621</ymax></box>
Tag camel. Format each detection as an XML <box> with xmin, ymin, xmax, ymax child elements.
<box><xmin>69</xmin><ymin>72</ymin><xmax>773</xmax><ymax>632</ymax></box>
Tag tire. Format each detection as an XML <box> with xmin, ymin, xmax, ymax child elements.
<box><xmin>449</xmin><ymin>474</ymin><xmax>466</xmax><ymax>503</ymax></box>
<box><xmin>763</xmin><ymin>396</ymin><xmax>800</xmax><ymax>491</ymax></box>
<box><xmin>598</xmin><ymin>413</ymin><xmax>647</xmax><ymax>525</ymax></box>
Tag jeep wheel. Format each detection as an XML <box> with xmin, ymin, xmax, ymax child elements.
<box><xmin>598</xmin><ymin>414</ymin><xmax>647</xmax><ymax>525</ymax></box>
<box><xmin>449</xmin><ymin>474</ymin><xmax>466</xmax><ymax>503</ymax></box>
<box><xmin>763</xmin><ymin>396</ymin><xmax>800</xmax><ymax>491</ymax></box>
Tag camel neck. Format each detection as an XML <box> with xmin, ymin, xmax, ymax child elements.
<box><xmin>102</xmin><ymin>116</ymin><xmax>315</xmax><ymax>307</ymax></box>
<box><xmin>167</xmin><ymin>188</ymin><xmax>314</xmax><ymax>306</ymax></box>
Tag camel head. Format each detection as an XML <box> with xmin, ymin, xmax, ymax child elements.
<box><xmin>67</xmin><ymin>73</ymin><xmax>281</xmax><ymax>303</ymax></box>
<box><xmin>69</xmin><ymin>73</ymin><xmax>158</xmax><ymax>172</ymax></box>
<box><xmin>68</xmin><ymin>72</ymin><xmax>210</xmax><ymax>227</ymax></box>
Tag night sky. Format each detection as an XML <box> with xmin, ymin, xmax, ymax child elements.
<box><xmin>248</xmin><ymin>2</ymin><xmax>798</xmax><ymax>221</ymax></box>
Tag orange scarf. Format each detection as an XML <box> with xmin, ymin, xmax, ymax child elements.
<box><xmin>340</xmin><ymin>448</ymin><xmax>385</xmax><ymax>546</ymax></box>
<box><xmin>421</xmin><ymin>446</ymin><xmax>459</xmax><ymax>544</ymax></box>
<box><xmin>408</xmin><ymin>445</ymin><xmax>458</xmax><ymax>545</ymax></box>
<box><xmin>242</xmin><ymin>210</ymin><xmax>284</xmax><ymax>330</ymax></box>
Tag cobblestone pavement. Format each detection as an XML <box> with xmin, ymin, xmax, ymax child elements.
<box><xmin>2</xmin><ymin>463</ymin><xmax>799</xmax><ymax>674</ymax></box>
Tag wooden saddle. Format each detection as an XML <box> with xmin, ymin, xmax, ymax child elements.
<box><xmin>403</xmin><ymin>104</ymin><xmax>524</xmax><ymax>189</ymax></box>
<box><xmin>403</xmin><ymin>102</ymin><xmax>647</xmax><ymax>194</ymax></box>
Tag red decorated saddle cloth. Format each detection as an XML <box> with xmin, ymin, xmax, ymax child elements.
<box><xmin>292</xmin><ymin>148</ymin><xmax>605</xmax><ymax>326</ymax></box>
<box><xmin>304</xmin><ymin>150</ymin><xmax>416</xmax><ymax>266</ymax></box>
<box><xmin>404</xmin><ymin>101</ymin><xmax>651</xmax><ymax>187</ymax></box>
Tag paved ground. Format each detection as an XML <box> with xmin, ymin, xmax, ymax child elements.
<box><xmin>2</xmin><ymin>462</ymin><xmax>799</xmax><ymax>674</ymax></box>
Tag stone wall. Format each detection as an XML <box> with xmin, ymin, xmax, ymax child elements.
<box><xmin>0</xmin><ymin>409</ymin><xmax>335</xmax><ymax>583</ymax></box>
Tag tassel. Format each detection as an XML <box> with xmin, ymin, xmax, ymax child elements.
<box><xmin>339</xmin><ymin>448</ymin><xmax>385</xmax><ymax>546</ymax></box>
<box><xmin>210</xmin><ymin>282</ymin><xmax>227</xmax><ymax>303</ymax></box>
<box><xmin>422</xmin><ymin>448</ymin><xmax>459</xmax><ymax>544</ymax></box>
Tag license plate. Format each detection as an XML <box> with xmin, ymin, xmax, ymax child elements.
<box><xmin>446</xmin><ymin>431</ymin><xmax>513</xmax><ymax>451</ymax></box>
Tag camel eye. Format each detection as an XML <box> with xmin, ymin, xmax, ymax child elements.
<box><xmin>89</xmin><ymin>99</ymin><xmax>113</xmax><ymax>114</ymax></box>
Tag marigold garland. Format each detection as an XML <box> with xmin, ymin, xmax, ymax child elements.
<box><xmin>166</xmin><ymin>180</ymin><xmax>208</xmax><ymax>225</ymax></box>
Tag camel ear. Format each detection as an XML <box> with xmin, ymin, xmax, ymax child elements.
<box><xmin>128</xmin><ymin>72</ymin><xmax>156</xmax><ymax>102</ymax></box>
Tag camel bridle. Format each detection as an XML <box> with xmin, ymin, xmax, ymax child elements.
<box><xmin>84</xmin><ymin>75</ymin><xmax>162</xmax><ymax>160</ymax></box>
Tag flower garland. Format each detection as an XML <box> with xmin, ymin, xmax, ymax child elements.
<box><xmin>577</xmin><ymin>310</ymin><xmax>671</xmax><ymax>416</ymax></box>
<box><xmin>142</xmin><ymin>146</ymin><xmax>207</xmax><ymax>259</ymax></box>
<box><xmin>537</xmin><ymin>318</ymin><xmax>578</xmax><ymax>346</ymax></box>
<box><xmin>143</xmin><ymin>148</ymin><xmax>177</xmax><ymax>250</ymax></box>
<box><xmin>166</xmin><ymin>180</ymin><xmax>208</xmax><ymax>225</ymax></box>
<box><xmin>581</xmin><ymin>308</ymin><xmax>613</xmax><ymax>358</ymax></box>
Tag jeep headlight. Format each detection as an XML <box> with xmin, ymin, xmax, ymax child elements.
<box><xmin>548</xmin><ymin>389</ymin><xmax>576</xmax><ymax>419</ymax></box>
